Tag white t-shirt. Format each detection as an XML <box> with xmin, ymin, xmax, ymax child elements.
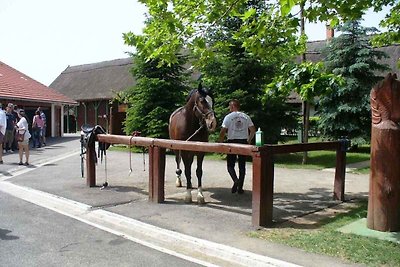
<box><xmin>221</xmin><ymin>111</ymin><xmax>254</xmax><ymax>140</ymax></box>
<box><xmin>0</xmin><ymin>109</ymin><xmax>6</xmax><ymax>135</ymax></box>
<box><xmin>17</xmin><ymin>117</ymin><xmax>31</xmax><ymax>140</ymax></box>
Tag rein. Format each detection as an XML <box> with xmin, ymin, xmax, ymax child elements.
<box><xmin>187</xmin><ymin>101</ymin><xmax>213</xmax><ymax>141</ymax></box>
<box><xmin>186</xmin><ymin>124</ymin><xmax>204</xmax><ymax>141</ymax></box>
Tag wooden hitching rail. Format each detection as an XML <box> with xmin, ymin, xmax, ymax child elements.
<box><xmin>86</xmin><ymin>134</ymin><xmax>347</xmax><ymax>227</ymax></box>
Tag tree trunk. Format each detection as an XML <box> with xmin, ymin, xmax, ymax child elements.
<box><xmin>302</xmin><ymin>101</ymin><xmax>310</xmax><ymax>164</ymax></box>
<box><xmin>300</xmin><ymin>2</ymin><xmax>309</xmax><ymax>164</ymax></box>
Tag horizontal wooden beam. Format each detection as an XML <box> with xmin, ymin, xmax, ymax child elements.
<box><xmin>153</xmin><ymin>139</ymin><xmax>255</xmax><ymax>156</ymax></box>
<box><xmin>258</xmin><ymin>141</ymin><xmax>341</xmax><ymax>154</ymax></box>
<box><xmin>97</xmin><ymin>134</ymin><xmax>256</xmax><ymax>156</ymax></box>
<box><xmin>97</xmin><ymin>134</ymin><xmax>154</xmax><ymax>147</ymax></box>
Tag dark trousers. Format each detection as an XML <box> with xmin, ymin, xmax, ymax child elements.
<box><xmin>32</xmin><ymin>128</ymin><xmax>41</xmax><ymax>148</ymax></box>
<box><xmin>226</xmin><ymin>139</ymin><xmax>247</xmax><ymax>189</ymax></box>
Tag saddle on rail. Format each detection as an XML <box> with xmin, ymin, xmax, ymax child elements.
<box><xmin>80</xmin><ymin>124</ymin><xmax>110</xmax><ymax>163</ymax></box>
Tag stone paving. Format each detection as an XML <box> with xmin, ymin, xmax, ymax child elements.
<box><xmin>0</xmin><ymin>134</ymin><xmax>369</xmax><ymax>266</ymax></box>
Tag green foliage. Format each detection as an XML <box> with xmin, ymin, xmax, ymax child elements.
<box><xmin>267</xmin><ymin>61</ymin><xmax>343</xmax><ymax>102</ymax></box>
<box><xmin>318</xmin><ymin>21</ymin><xmax>389</xmax><ymax>145</ymax></box>
<box><xmin>274</xmin><ymin>149</ymin><xmax>370</xmax><ymax>169</ymax></box>
<box><xmin>126</xmin><ymin>0</ymin><xmax>395</xmax><ymax>69</ymax></box>
<box><xmin>121</xmin><ymin>54</ymin><xmax>188</xmax><ymax>138</ymax></box>
<box><xmin>279</xmin><ymin>0</ymin><xmax>379</xmax><ymax>22</ymax></box>
<box><xmin>126</xmin><ymin>0</ymin><xmax>305</xmax><ymax>68</ymax></box>
<box><xmin>250</xmin><ymin>201</ymin><xmax>400</xmax><ymax>266</ymax></box>
<box><xmin>372</xmin><ymin>1</ymin><xmax>400</xmax><ymax>47</ymax></box>
<box><xmin>200</xmin><ymin>0</ymin><xmax>298</xmax><ymax>144</ymax></box>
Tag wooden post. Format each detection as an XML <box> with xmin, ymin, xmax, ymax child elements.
<box><xmin>368</xmin><ymin>127</ymin><xmax>400</xmax><ymax>231</ymax></box>
<box><xmin>86</xmin><ymin>140</ymin><xmax>96</xmax><ymax>187</ymax></box>
<box><xmin>252</xmin><ymin>149</ymin><xmax>274</xmax><ymax>227</ymax></box>
<box><xmin>367</xmin><ymin>73</ymin><xmax>400</xmax><ymax>232</ymax></box>
<box><xmin>333</xmin><ymin>141</ymin><xmax>346</xmax><ymax>201</ymax></box>
<box><xmin>148</xmin><ymin>146</ymin><xmax>166</xmax><ymax>203</ymax></box>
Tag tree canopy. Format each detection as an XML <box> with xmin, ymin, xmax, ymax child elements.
<box><xmin>125</xmin><ymin>0</ymin><xmax>398</xmax><ymax>67</ymax></box>
<box><xmin>318</xmin><ymin>21</ymin><xmax>389</xmax><ymax>145</ymax></box>
<box><xmin>119</xmin><ymin>54</ymin><xmax>189</xmax><ymax>138</ymax></box>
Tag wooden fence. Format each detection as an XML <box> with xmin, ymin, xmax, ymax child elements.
<box><xmin>86</xmin><ymin>134</ymin><xmax>348</xmax><ymax>227</ymax></box>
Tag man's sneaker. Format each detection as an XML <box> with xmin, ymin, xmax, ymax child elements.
<box><xmin>231</xmin><ymin>181</ymin><xmax>238</xmax><ymax>193</ymax></box>
<box><xmin>18</xmin><ymin>162</ymin><xmax>23</xmax><ymax>165</ymax></box>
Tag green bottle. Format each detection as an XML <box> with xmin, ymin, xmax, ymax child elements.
<box><xmin>255</xmin><ymin>127</ymin><xmax>264</xmax><ymax>146</ymax></box>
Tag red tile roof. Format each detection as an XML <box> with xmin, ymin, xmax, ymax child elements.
<box><xmin>0</xmin><ymin>61</ymin><xmax>77</xmax><ymax>105</ymax></box>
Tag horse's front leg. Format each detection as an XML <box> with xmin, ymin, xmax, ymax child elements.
<box><xmin>175</xmin><ymin>152</ymin><xmax>182</xmax><ymax>187</ymax></box>
<box><xmin>196</xmin><ymin>153</ymin><xmax>205</xmax><ymax>204</ymax></box>
<box><xmin>182</xmin><ymin>153</ymin><xmax>194</xmax><ymax>203</ymax></box>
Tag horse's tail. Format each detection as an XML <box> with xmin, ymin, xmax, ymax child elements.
<box><xmin>175</xmin><ymin>150</ymin><xmax>183</xmax><ymax>187</ymax></box>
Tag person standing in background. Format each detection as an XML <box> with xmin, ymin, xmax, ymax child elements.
<box><xmin>37</xmin><ymin>107</ymin><xmax>46</xmax><ymax>146</ymax></box>
<box><xmin>11</xmin><ymin>105</ymin><xmax>20</xmax><ymax>151</ymax></box>
<box><xmin>218</xmin><ymin>99</ymin><xmax>256</xmax><ymax>194</ymax></box>
<box><xmin>16</xmin><ymin>109</ymin><xmax>31</xmax><ymax>165</ymax></box>
<box><xmin>32</xmin><ymin>110</ymin><xmax>44</xmax><ymax>148</ymax></box>
<box><xmin>4</xmin><ymin>104</ymin><xmax>16</xmax><ymax>152</ymax></box>
<box><xmin>0</xmin><ymin>103</ymin><xmax>7</xmax><ymax>164</ymax></box>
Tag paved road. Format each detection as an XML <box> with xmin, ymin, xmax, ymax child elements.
<box><xmin>0</xmin><ymin>191</ymin><xmax>204</xmax><ymax>267</ymax></box>
<box><xmin>0</xmin><ymin>135</ymin><xmax>368</xmax><ymax>266</ymax></box>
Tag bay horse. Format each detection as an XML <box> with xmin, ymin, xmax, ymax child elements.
<box><xmin>169</xmin><ymin>83</ymin><xmax>217</xmax><ymax>204</ymax></box>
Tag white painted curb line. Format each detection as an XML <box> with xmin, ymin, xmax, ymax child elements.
<box><xmin>0</xmin><ymin>181</ymin><xmax>300</xmax><ymax>267</ymax></box>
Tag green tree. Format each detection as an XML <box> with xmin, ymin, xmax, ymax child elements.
<box><xmin>124</xmin><ymin>0</ymin><xmax>393</xmax><ymax>67</ymax></box>
<box><xmin>200</xmin><ymin>0</ymin><xmax>297</xmax><ymax>143</ymax></box>
<box><xmin>318</xmin><ymin>21</ymin><xmax>389</xmax><ymax>145</ymax></box>
<box><xmin>121</xmin><ymin>54</ymin><xmax>188</xmax><ymax>138</ymax></box>
<box><xmin>372</xmin><ymin>0</ymin><xmax>400</xmax><ymax>67</ymax></box>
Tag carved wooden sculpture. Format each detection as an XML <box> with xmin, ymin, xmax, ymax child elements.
<box><xmin>368</xmin><ymin>73</ymin><xmax>400</xmax><ymax>231</ymax></box>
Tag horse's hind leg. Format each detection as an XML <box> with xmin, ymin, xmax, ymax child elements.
<box><xmin>196</xmin><ymin>152</ymin><xmax>205</xmax><ymax>204</ymax></box>
<box><xmin>182</xmin><ymin>153</ymin><xmax>194</xmax><ymax>203</ymax></box>
<box><xmin>175</xmin><ymin>151</ymin><xmax>182</xmax><ymax>187</ymax></box>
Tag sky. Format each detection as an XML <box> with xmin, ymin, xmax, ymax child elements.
<box><xmin>0</xmin><ymin>0</ymin><xmax>390</xmax><ymax>86</ymax></box>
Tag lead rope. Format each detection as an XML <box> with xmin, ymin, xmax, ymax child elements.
<box><xmin>186</xmin><ymin>124</ymin><xmax>204</xmax><ymax>141</ymax></box>
<box><xmin>100</xmin><ymin>152</ymin><xmax>108</xmax><ymax>190</ymax></box>
<box><xmin>129</xmin><ymin>135</ymin><xmax>133</xmax><ymax>175</ymax></box>
<box><xmin>129</xmin><ymin>131</ymin><xmax>143</xmax><ymax>175</ymax></box>
<box><xmin>142</xmin><ymin>147</ymin><xmax>146</xmax><ymax>171</ymax></box>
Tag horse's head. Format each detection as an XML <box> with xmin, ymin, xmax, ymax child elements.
<box><xmin>193</xmin><ymin>83</ymin><xmax>217</xmax><ymax>132</ymax></box>
<box><xmin>371</xmin><ymin>73</ymin><xmax>400</xmax><ymax>128</ymax></box>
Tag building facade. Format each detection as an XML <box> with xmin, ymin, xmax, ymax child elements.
<box><xmin>0</xmin><ymin>61</ymin><xmax>77</xmax><ymax>137</ymax></box>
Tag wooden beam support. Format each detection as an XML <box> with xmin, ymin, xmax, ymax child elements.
<box><xmin>252</xmin><ymin>149</ymin><xmax>274</xmax><ymax>227</ymax></box>
<box><xmin>148</xmin><ymin>146</ymin><xmax>166</xmax><ymax>203</ymax></box>
<box><xmin>86</xmin><ymin>140</ymin><xmax>96</xmax><ymax>187</ymax></box>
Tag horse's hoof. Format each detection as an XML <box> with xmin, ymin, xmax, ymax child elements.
<box><xmin>197</xmin><ymin>196</ymin><xmax>205</xmax><ymax>205</ymax></box>
<box><xmin>184</xmin><ymin>196</ymin><xmax>192</xmax><ymax>203</ymax></box>
<box><xmin>176</xmin><ymin>178</ymin><xmax>182</xmax><ymax>187</ymax></box>
<box><xmin>185</xmin><ymin>190</ymin><xmax>192</xmax><ymax>203</ymax></box>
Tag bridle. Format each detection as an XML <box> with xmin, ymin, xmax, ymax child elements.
<box><xmin>193</xmin><ymin>102</ymin><xmax>214</xmax><ymax>124</ymax></box>
<box><xmin>187</xmin><ymin>96</ymin><xmax>214</xmax><ymax>141</ymax></box>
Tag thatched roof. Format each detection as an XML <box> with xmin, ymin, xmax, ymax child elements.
<box><xmin>304</xmin><ymin>40</ymin><xmax>400</xmax><ymax>75</ymax></box>
<box><xmin>50</xmin><ymin>58</ymin><xmax>135</xmax><ymax>101</ymax></box>
<box><xmin>50</xmin><ymin>41</ymin><xmax>399</xmax><ymax>105</ymax></box>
